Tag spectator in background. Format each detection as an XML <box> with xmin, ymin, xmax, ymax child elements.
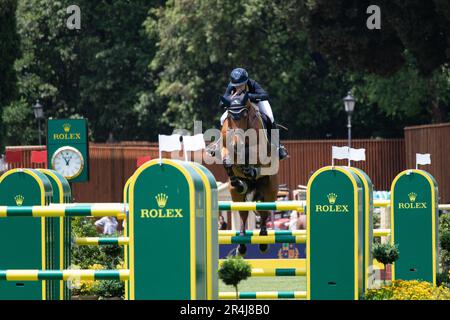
<box><xmin>95</xmin><ymin>216</ymin><xmax>119</xmax><ymax>235</ymax></box>
<box><xmin>287</xmin><ymin>211</ymin><xmax>306</xmax><ymax>230</ymax></box>
<box><xmin>218</xmin><ymin>214</ymin><xmax>228</xmax><ymax>230</ymax></box>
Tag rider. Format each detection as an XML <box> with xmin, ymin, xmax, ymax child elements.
<box><xmin>220</xmin><ymin>67</ymin><xmax>289</xmax><ymax>160</ymax></box>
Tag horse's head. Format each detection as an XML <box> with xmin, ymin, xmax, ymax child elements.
<box><xmin>220</xmin><ymin>92</ymin><xmax>251</xmax><ymax>129</ymax></box>
<box><xmin>220</xmin><ymin>93</ymin><xmax>255</xmax><ymax>156</ymax></box>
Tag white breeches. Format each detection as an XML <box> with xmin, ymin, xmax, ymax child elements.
<box><xmin>220</xmin><ymin>101</ymin><xmax>275</xmax><ymax>125</ymax></box>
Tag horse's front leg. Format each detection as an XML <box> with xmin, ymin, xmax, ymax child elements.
<box><xmin>257</xmin><ymin>210</ymin><xmax>270</xmax><ymax>253</ymax></box>
<box><xmin>230</xmin><ymin>188</ymin><xmax>248</xmax><ymax>256</ymax></box>
<box><xmin>223</xmin><ymin>152</ymin><xmax>248</xmax><ymax>195</ymax></box>
<box><xmin>239</xmin><ymin>210</ymin><xmax>249</xmax><ymax>236</ymax></box>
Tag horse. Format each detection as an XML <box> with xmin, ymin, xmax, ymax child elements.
<box><xmin>219</xmin><ymin>92</ymin><xmax>280</xmax><ymax>256</ymax></box>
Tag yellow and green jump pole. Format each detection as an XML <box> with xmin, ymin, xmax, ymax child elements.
<box><xmin>0</xmin><ymin>270</ymin><xmax>129</xmax><ymax>281</ymax></box>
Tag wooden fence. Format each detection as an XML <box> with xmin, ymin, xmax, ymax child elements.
<box><xmin>4</xmin><ymin>139</ymin><xmax>406</xmax><ymax>202</ymax></box>
<box><xmin>405</xmin><ymin>123</ymin><xmax>450</xmax><ymax>203</ymax></box>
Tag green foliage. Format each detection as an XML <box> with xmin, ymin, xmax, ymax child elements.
<box><xmin>365</xmin><ymin>280</ymin><xmax>450</xmax><ymax>300</ymax></box>
<box><xmin>441</xmin><ymin>230</ymin><xmax>450</xmax><ymax>253</ymax></box>
<box><xmin>218</xmin><ymin>256</ymin><xmax>251</xmax><ymax>298</ymax></box>
<box><xmin>1</xmin><ymin>0</ymin><xmax>449</xmax><ymax>145</ymax></box>
<box><xmin>436</xmin><ymin>272</ymin><xmax>450</xmax><ymax>288</ymax></box>
<box><xmin>148</xmin><ymin>0</ymin><xmax>351</xmax><ymax>138</ymax></box>
<box><xmin>306</xmin><ymin>0</ymin><xmax>450</xmax><ymax>124</ymax></box>
<box><xmin>2</xmin><ymin>98</ymin><xmax>36</xmax><ymax>146</ymax></box>
<box><xmin>5</xmin><ymin>0</ymin><xmax>164</xmax><ymax>145</ymax></box>
<box><xmin>71</xmin><ymin>217</ymin><xmax>123</xmax><ymax>270</ymax></box>
<box><xmin>373</xmin><ymin>242</ymin><xmax>399</xmax><ymax>266</ymax></box>
<box><xmin>70</xmin><ymin>218</ymin><xmax>124</xmax><ymax>298</ymax></box>
<box><xmin>93</xmin><ymin>280</ymin><xmax>124</xmax><ymax>299</ymax></box>
<box><xmin>439</xmin><ymin>213</ymin><xmax>450</xmax><ymax>282</ymax></box>
<box><xmin>0</xmin><ymin>0</ymin><xmax>21</xmax><ymax>150</ymax></box>
<box><xmin>307</xmin><ymin>0</ymin><xmax>450</xmax><ymax>77</ymax></box>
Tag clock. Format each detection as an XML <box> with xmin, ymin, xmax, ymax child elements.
<box><xmin>51</xmin><ymin>146</ymin><xmax>85</xmax><ymax>180</ymax></box>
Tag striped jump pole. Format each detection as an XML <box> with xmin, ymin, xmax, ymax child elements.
<box><xmin>218</xmin><ymin>201</ymin><xmax>305</xmax><ymax>212</ymax></box>
<box><xmin>218</xmin><ymin>200</ymin><xmax>389</xmax><ymax>211</ymax></box>
<box><xmin>0</xmin><ymin>270</ymin><xmax>129</xmax><ymax>281</ymax></box>
<box><xmin>219</xmin><ymin>291</ymin><xmax>307</xmax><ymax>299</ymax></box>
<box><xmin>0</xmin><ymin>203</ymin><xmax>127</xmax><ymax>218</ymax></box>
<box><xmin>219</xmin><ymin>234</ymin><xmax>306</xmax><ymax>244</ymax></box>
<box><xmin>219</xmin><ymin>228</ymin><xmax>390</xmax><ymax>239</ymax></box>
<box><xmin>251</xmin><ymin>268</ymin><xmax>306</xmax><ymax>277</ymax></box>
<box><xmin>219</xmin><ymin>230</ymin><xmax>306</xmax><ymax>236</ymax></box>
<box><xmin>75</xmin><ymin>237</ymin><xmax>130</xmax><ymax>246</ymax></box>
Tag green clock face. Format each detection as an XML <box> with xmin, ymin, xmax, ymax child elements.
<box><xmin>51</xmin><ymin>146</ymin><xmax>84</xmax><ymax>180</ymax></box>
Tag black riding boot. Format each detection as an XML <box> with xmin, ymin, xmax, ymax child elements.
<box><xmin>271</xmin><ymin>121</ymin><xmax>289</xmax><ymax>160</ymax></box>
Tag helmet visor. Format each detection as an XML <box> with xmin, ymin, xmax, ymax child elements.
<box><xmin>229</xmin><ymin>80</ymin><xmax>247</xmax><ymax>87</ymax></box>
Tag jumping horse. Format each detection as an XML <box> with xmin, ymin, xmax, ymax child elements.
<box><xmin>219</xmin><ymin>92</ymin><xmax>279</xmax><ymax>256</ymax></box>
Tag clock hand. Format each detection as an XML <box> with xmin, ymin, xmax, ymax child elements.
<box><xmin>62</xmin><ymin>156</ymin><xmax>70</xmax><ymax>166</ymax></box>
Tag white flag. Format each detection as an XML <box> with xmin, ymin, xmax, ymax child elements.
<box><xmin>416</xmin><ymin>153</ymin><xmax>431</xmax><ymax>166</ymax></box>
<box><xmin>332</xmin><ymin>146</ymin><xmax>350</xmax><ymax>160</ymax></box>
<box><xmin>350</xmin><ymin>148</ymin><xmax>366</xmax><ymax>161</ymax></box>
<box><xmin>183</xmin><ymin>134</ymin><xmax>206</xmax><ymax>151</ymax></box>
<box><xmin>158</xmin><ymin>134</ymin><xmax>182</xmax><ymax>152</ymax></box>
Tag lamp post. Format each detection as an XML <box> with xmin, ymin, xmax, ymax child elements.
<box><xmin>343</xmin><ymin>91</ymin><xmax>355</xmax><ymax>166</ymax></box>
<box><xmin>32</xmin><ymin>100</ymin><xmax>45</xmax><ymax>145</ymax></box>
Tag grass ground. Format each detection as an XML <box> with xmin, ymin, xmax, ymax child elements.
<box><xmin>219</xmin><ymin>276</ymin><xmax>307</xmax><ymax>293</ymax></box>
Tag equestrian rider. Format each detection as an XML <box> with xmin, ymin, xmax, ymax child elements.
<box><xmin>220</xmin><ymin>67</ymin><xmax>289</xmax><ymax>160</ymax></box>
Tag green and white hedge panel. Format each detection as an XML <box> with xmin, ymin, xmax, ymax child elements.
<box><xmin>0</xmin><ymin>169</ymin><xmax>52</xmax><ymax>299</ymax></box>
<box><xmin>307</xmin><ymin>166</ymin><xmax>365</xmax><ymax>300</ymax></box>
<box><xmin>391</xmin><ymin>169</ymin><xmax>439</xmax><ymax>284</ymax></box>
<box><xmin>127</xmin><ymin>159</ymin><xmax>218</xmax><ymax>299</ymax></box>
<box><xmin>37</xmin><ymin>169</ymin><xmax>72</xmax><ymax>300</ymax></box>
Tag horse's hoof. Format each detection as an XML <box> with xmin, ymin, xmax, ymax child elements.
<box><xmin>237</xmin><ymin>244</ymin><xmax>247</xmax><ymax>256</ymax></box>
<box><xmin>259</xmin><ymin>244</ymin><xmax>269</xmax><ymax>254</ymax></box>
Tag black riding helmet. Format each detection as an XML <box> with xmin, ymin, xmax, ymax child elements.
<box><xmin>229</xmin><ymin>68</ymin><xmax>249</xmax><ymax>87</ymax></box>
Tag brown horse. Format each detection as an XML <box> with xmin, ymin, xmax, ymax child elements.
<box><xmin>220</xmin><ymin>92</ymin><xmax>279</xmax><ymax>256</ymax></box>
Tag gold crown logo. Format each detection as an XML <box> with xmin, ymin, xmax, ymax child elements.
<box><xmin>14</xmin><ymin>195</ymin><xmax>24</xmax><ymax>206</ymax></box>
<box><xmin>155</xmin><ymin>193</ymin><xmax>168</xmax><ymax>208</ymax></box>
<box><xmin>327</xmin><ymin>193</ymin><xmax>337</xmax><ymax>205</ymax></box>
<box><xmin>408</xmin><ymin>192</ymin><xmax>417</xmax><ymax>202</ymax></box>
<box><xmin>63</xmin><ymin>123</ymin><xmax>71</xmax><ymax>132</ymax></box>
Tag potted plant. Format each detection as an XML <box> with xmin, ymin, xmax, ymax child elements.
<box><xmin>218</xmin><ymin>256</ymin><xmax>251</xmax><ymax>299</ymax></box>
<box><xmin>372</xmin><ymin>242</ymin><xmax>399</xmax><ymax>285</ymax></box>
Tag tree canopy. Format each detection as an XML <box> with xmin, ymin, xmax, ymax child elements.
<box><xmin>0</xmin><ymin>0</ymin><xmax>448</xmax><ymax>148</ymax></box>
<box><xmin>0</xmin><ymin>0</ymin><xmax>20</xmax><ymax>149</ymax></box>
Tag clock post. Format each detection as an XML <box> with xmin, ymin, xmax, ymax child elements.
<box><xmin>47</xmin><ymin>119</ymin><xmax>89</xmax><ymax>183</ymax></box>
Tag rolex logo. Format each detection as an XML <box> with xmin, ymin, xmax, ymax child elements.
<box><xmin>14</xmin><ymin>195</ymin><xmax>24</xmax><ymax>206</ymax></box>
<box><xmin>408</xmin><ymin>192</ymin><xmax>417</xmax><ymax>202</ymax></box>
<box><xmin>155</xmin><ymin>193</ymin><xmax>168</xmax><ymax>208</ymax></box>
<box><xmin>63</xmin><ymin>123</ymin><xmax>71</xmax><ymax>132</ymax></box>
<box><xmin>327</xmin><ymin>193</ymin><xmax>337</xmax><ymax>205</ymax></box>
<box><xmin>315</xmin><ymin>192</ymin><xmax>348</xmax><ymax>213</ymax></box>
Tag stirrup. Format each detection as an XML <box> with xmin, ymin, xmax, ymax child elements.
<box><xmin>279</xmin><ymin>145</ymin><xmax>289</xmax><ymax>160</ymax></box>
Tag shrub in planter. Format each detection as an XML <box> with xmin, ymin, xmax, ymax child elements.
<box><xmin>218</xmin><ymin>256</ymin><xmax>251</xmax><ymax>299</ymax></box>
<box><xmin>373</xmin><ymin>242</ymin><xmax>399</xmax><ymax>283</ymax></box>
<box><xmin>373</xmin><ymin>242</ymin><xmax>399</xmax><ymax>266</ymax></box>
